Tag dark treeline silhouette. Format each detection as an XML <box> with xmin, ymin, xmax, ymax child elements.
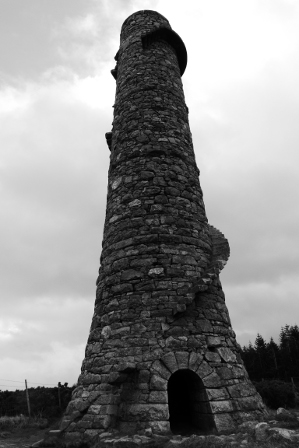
<box><xmin>241</xmin><ymin>324</ymin><xmax>299</xmax><ymax>383</ymax></box>
<box><xmin>0</xmin><ymin>383</ymin><xmax>75</xmax><ymax>418</ymax></box>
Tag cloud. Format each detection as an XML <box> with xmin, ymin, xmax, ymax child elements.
<box><xmin>51</xmin><ymin>0</ymin><xmax>160</xmax><ymax>76</ymax></box>
<box><xmin>194</xmin><ymin>61</ymin><xmax>299</xmax><ymax>283</ymax></box>
<box><xmin>0</xmin><ymin>296</ymin><xmax>94</xmax><ymax>387</ymax></box>
<box><xmin>226</xmin><ymin>276</ymin><xmax>299</xmax><ymax>347</ymax></box>
<box><xmin>0</xmin><ymin>70</ymin><xmax>115</xmax><ymax>308</ymax></box>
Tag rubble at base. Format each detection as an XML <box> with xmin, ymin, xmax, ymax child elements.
<box><xmin>34</xmin><ymin>409</ymin><xmax>299</xmax><ymax>448</ymax></box>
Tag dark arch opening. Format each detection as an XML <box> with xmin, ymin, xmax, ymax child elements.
<box><xmin>167</xmin><ymin>369</ymin><xmax>215</xmax><ymax>435</ymax></box>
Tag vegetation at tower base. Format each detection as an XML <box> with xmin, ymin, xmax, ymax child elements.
<box><xmin>59</xmin><ymin>9</ymin><xmax>267</xmax><ymax>448</ymax></box>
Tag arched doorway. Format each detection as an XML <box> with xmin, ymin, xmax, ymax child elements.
<box><xmin>167</xmin><ymin>369</ymin><xmax>214</xmax><ymax>435</ymax></box>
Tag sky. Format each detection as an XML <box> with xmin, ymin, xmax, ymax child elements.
<box><xmin>1</xmin><ymin>0</ymin><xmax>299</xmax><ymax>391</ymax></box>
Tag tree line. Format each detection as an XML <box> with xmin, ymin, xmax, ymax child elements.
<box><xmin>0</xmin><ymin>383</ymin><xmax>75</xmax><ymax>418</ymax></box>
<box><xmin>241</xmin><ymin>324</ymin><xmax>299</xmax><ymax>383</ymax></box>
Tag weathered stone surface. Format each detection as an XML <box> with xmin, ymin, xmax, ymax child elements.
<box><xmin>213</xmin><ymin>413</ymin><xmax>236</xmax><ymax>432</ymax></box>
<box><xmin>161</xmin><ymin>352</ymin><xmax>178</xmax><ymax>373</ymax></box>
<box><xmin>205</xmin><ymin>351</ymin><xmax>221</xmax><ymax>363</ymax></box>
<box><xmin>202</xmin><ymin>371</ymin><xmax>223</xmax><ymax>388</ymax></box>
<box><xmin>206</xmin><ymin>336</ymin><xmax>222</xmax><ymax>348</ymax></box>
<box><xmin>210</xmin><ymin>400</ymin><xmax>234</xmax><ymax>413</ymax></box>
<box><xmin>124</xmin><ymin>404</ymin><xmax>169</xmax><ymax>421</ymax></box>
<box><xmin>150</xmin><ymin>374</ymin><xmax>167</xmax><ymax>391</ymax></box>
<box><xmin>151</xmin><ymin>361</ymin><xmax>171</xmax><ymax>380</ymax></box>
<box><xmin>277</xmin><ymin>407</ymin><xmax>294</xmax><ymax>419</ymax></box>
<box><xmin>206</xmin><ymin>388</ymin><xmax>229</xmax><ymax>401</ymax></box>
<box><xmin>268</xmin><ymin>427</ymin><xmax>296</xmax><ymax>442</ymax></box>
<box><xmin>60</xmin><ymin>9</ymin><xmax>266</xmax><ymax>444</ymax></box>
<box><xmin>188</xmin><ymin>352</ymin><xmax>203</xmax><ymax>371</ymax></box>
<box><xmin>255</xmin><ymin>422</ymin><xmax>270</xmax><ymax>441</ymax></box>
<box><xmin>89</xmin><ymin>420</ymin><xmax>299</xmax><ymax>448</ymax></box>
<box><xmin>216</xmin><ymin>347</ymin><xmax>237</xmax><ymax>363</ymax></box>
<box><xmin>195</xmin><ymin>360</ymin><xmax>213</xmax><ymax>379</ymax></box>
<box><xmin>175</xmin><ymin>351</ymin><xmax>189</xmax><ymax>369</ymax></box>
<box><xmin>227</xmin><ymin>381</ymin><xmax>257</xmax><ymax>398</ymax></box>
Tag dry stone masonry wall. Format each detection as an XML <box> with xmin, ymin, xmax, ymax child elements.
<box><xmin>60</xmin><ymin>10</ymin><xmax>266</xmax><ymax>448</ymax></box>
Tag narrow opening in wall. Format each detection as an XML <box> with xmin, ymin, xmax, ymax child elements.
<box><xmin>167</xmin><ymin>369</ymin><xmax>215</xmax><ymax>435</ymax></box>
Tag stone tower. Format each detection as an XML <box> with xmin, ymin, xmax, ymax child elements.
<box><xmin>61</xmin><ymin>10</ymin><xmax>265</xmax><ymax>447</ymax></box>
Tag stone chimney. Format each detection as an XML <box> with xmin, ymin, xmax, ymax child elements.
<box><xmin>60</xmin><ymin>10</ymin><xmax>266</xmax><ymax>447</ymax></box>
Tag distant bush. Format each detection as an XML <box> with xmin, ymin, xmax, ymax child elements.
<box><xmin>254</xmin><ymin>380</ymin><xmax>296</xmax><ymax>409</ymax></box>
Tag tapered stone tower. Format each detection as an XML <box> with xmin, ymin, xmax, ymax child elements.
<box><xmin>61</xmin><ymin>10</ymin><xmax>266</xmax><ymax>447</ymax></box>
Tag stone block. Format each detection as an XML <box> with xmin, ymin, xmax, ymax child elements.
<box><xmin>149</xmin><ymin>391</ymin><xmax>168</xmax><ymax>404</ymax></box>
<box><xmin>72</xmin><ymin>398</ymin><xmax>90</xmax><ymax>413</ymax></box>
<box><xmin>267</xmin><ymin>427</ymin><xmax>295</xmax><ymax>441</ymax></box>
<box><xmin>205</xmin><ymin>351</ymin><xmax>221</xmax><ymax>363</ymax></box>
<box><xmin>150</xmin><ymin>374</ymin><xmax>168</xmax><ymax>391</ymax></box>
<box><xmin>213</xmin><ymin>413</ymin><xmax>236</xmax><ymax>432</ymax></box>
<box><xmin>202</xmin><ymin>372</ymin><xmax>223</xmax><ymax>388</ymax></box>
<box><xmin>139</xmin><ymin>369</ymin><xmax>150</xmax><ymax>383</ymax></box>
<box><xmin>231</xmin><ymin>365</ymin><xmax>246</xmax><ymax>379</ymax></box>
<box><xmin>89</xmin><ymin>405</ymin><xmax>102</xmax><ymax>415</ymax></box>
<box><xmin>233</xmin><ymin>396</ymin><xmax>265</xmax><ymax>411</ymax></box>
<box><xmin>165</xmin><ymin>336</ymin><xmax>187</xmax><ymax>350</ymax></box>
<box><xmin>196</xmin><ymin>360</ymin><xmax>213</xmax><ymax>379</ymax></box>
<box><xmin>148</xmin><ymin>420</ymin><xmax>170</xmax><ymax>434</ymax></box>
<box><xmin>107</xmin><ymin>372</ymin><xmax>128</xmax><ymax>384</ymax></box>
<box><xmin>98</xmin><ymin>394</ymin><xmax>120</xmax><ymax>405</ymax></box>
<box><xmin>151</xmin><ymin>360</ymin><xmax>171</xmax><ymax>380</ymax></box>
<box><xmin>209</xmin><ymin>400</ymin><xmax>234</xmax><ymax>413</ymax></box>
<box><xmin>188</xmin><ymin>352</ymin><xmax>203</xmax><ymax>371</ymax></box>
<box><xmin>175</xmin><ymin>351</ymin><xmax>189</xmax><ymax>369</ymax></box>
<box><xmin>255</xmin><ymin>422</ymin><xmax>269</xmax><ymax>442</ymax></box>
<box><xmin>118</xmin><ymin>361</ymin><xmax>137</xmax><ymax>372</ymax></box>
<box><xmin>227</xmin><ymin>382</ymin><xmax>256</xmax><ymax>398</ymax></box>
<box><xmin>206</xmin><ymin>388</ymin><xmax>229</xmax><ymax>401</ymax></box>
<box><xmin>125</xmin><ymin>404</ymin><xmax>169</xmax><ymax>421</ymax></box>
<box><xmin>101</xmin><ymin>414</ymin><xmax>112</xmax><ymax>429</ymax></box>
<box><xmin>111</xmin><ymin>283</ymin><xmax>133</xmax><ymax>294</ymax></box>
<box><xmin>83</xmin><ymin>430</ymin><xmax>100</xmax><ymax>444</ymax></box>
<box><xmin>121</xmin><ymin>269</ymin><xmax>143</xmax><ymax>281</ymax></box>
<box><xmin>216</xmin><ymin>366</ymin><xmax>234</xmax><ymax>380</ymax></box>
<box><xmin>161</xmin><ymin>352</ymin><xmax>178</xmax><ymax>373</ymax></box>
<box><xmin>206</xmin><ymin>336</ymin><xmax>222</xmax><ymax>348</ymax></box>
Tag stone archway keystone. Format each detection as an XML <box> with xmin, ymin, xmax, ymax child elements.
<box><xmin>175</xmin><ymin>351</ymin><xmax>189</xmax><ymax>369</ymax></box>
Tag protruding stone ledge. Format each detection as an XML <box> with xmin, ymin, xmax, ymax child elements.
<box><xmin>105</xmin><ymin>132</ymin><xmax>112</xmax><ymax>150</ymax></box>
<box><xmin>142</xmin><ymin>27</ymin><xmax>187</xmax><ymax>76</ymax></box>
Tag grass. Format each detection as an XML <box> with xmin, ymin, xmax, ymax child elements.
<box><xmin>0</xmin><ymin>414</ymin><xmax>49</xmax><ymax>431</ymax></box>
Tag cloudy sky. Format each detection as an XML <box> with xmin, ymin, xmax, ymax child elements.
<box><xmin>1</xmin><ymin>0</ymin><xmax>299</xmax><ymax>391</ymax></box>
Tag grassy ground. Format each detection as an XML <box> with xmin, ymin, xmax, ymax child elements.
<box><xmin>0</xmin><ymin>415</ymin><xmax>55</xmax><ymax>448</ymax></box>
